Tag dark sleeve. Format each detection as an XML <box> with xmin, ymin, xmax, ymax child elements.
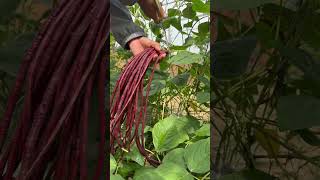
<box><xmin>111</xmin><ymin>0</ymin><xmax>145</xmax><ymax>49</ymax></box>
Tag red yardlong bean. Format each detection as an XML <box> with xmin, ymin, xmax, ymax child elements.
<box><xmin>0</xmin><ymin>0</ymin><xmax>109</xmax><ymax>179</ymax></box>
<box><xmin>110</xmin><ymin>48</ymin><xmax>165</xmax><ymax>166</ymax></box>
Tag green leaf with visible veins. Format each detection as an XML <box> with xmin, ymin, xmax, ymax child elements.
<box><xmin>110</xmin><ymin>154</ymin><xmax>117</xmax><ymax>174</ymax></box>
<box><xmin>133</xmin><ymin>162</ymin><xmax>193</xmax><ymax>180</ymax></box>
<box><xmin>184</xmin><ymin>137</ymin><xmax>210</xmax><ymax>173</ymax></box>
<box><xmin>110</xmin><ymin>174</ymin><xmax>125</xmax><ymax>180</ymax></box>
<box><xmin>167</xmin><ymin>51</ymin><xmax>203</xmax><ymax>65</ymax></box>
<box><xmin>162</xmin><ymin>148</ymin><xmax>186</xmax><ymax>168</ymax></box>
<box><xmin>152</xmin><ymin>116</ymin><xmax>190</xmax><ymax>152</ymax></box>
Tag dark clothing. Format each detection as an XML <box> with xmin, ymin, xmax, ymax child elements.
<box><xmin>111</xmin><ymin>0</ymin><xmax>145</xmax><ymax>49</ymax></box>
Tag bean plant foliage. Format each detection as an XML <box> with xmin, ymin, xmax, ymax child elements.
<box><xmin>110</xmin><ymin>0</ymin><xmax>210</xmax><ymax>179</ymax></box>
<box><xmin>212</xmin><ymin>0</ymin><xmax>320</xmax><ymax>179</ymax></box>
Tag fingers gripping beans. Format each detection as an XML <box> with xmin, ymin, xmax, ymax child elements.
<box><xmin>0</xmin><ymin>0</ymin><xmax>109</xmax><ymax>179</ymax></box>
<box><xmin>110</xmin><ymin>48</ymin><xmax>166</xmax><ymax>166</ymax></box>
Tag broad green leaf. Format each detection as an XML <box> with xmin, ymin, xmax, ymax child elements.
<box><xmin>196</xmin><ymin>92</ymin><xmax>210</xmax><ymax>103</ymax></box>
<box><xmin>110</xmin><ymin>174</ymin><xmax>125</xmax><ymax>180</ymax></box>
<box><xmin>0</xmin><ymin>33</ymin><xmax>35</xmax><ymax>77</ymax></box>
<box><xmin>192</xmin><ymin>0</ymin><xmax>210</xmax><ymax>14</ymax></box>
<box><xmin>162</xmin><ymin>148</ymin><xmax>186</xmax><ymax>168</ymax></box>
<box><xmin>198</xmin><ymin>76</ymin><xmax>210</xmax><ymax>87</ymax></box>
<box><xmin>277</xmin><ymin>95</ymin><xmax>320</xmax><ymax>130</ymax></box>
<box><xmin>124</xmin><ymin>144</ymin><xmax>145</xmax><ymax>166</ymax></box>
<box><xmin>133</xmin><ymin>162</ymin><xmax>193</xmax><ymax>180</ymax></box>
<box><xmin>152</xmin><ymin>116</ymin><xmax>199</xmax><ymax>152</ymax></box>
<box><xmin>110</xmin><ymin>154</ymin><xmax>117</xmax><ymax>173</ymax></box>
<box><xmin>195</xmin><ymin>124</ymin><xmax>210</xmax><ymax>137</ymax></box>
<box><xmin>183</xmin><ymin>21</ymin><xmax>193</xmax><ymax>28</ymax></box>
<box><xmin>150</xmin><ymin>22</ymin><xmax>161</xmax><ymax>36</ymax></box>
<box><xmin>170</xmin><ymin>72</ymin><xmax>190</xmax><ymax>86</ymax></box>
<box><xmin>212</xmin><ymin>0</ymin><xmax>274</xmax><ymax>10</ymax></box>
<box><xmin>182</xmin><ymin>4</ymin><xmax>196</xmax><ymax>19</ymax></box>
<box><xmin>174</xmin><ymin>116</ymin><xmax>201</xmax><ymax>134</ymax></box>
<box><xmin>133</xmin><ymin>167</ymin><xmax>157</xmax><ymax>180</ymax></box>
<box><xmin>168</xmin><ymin>8</ymin><xmax>181</xmax><ymax>17</ymax></box>
<box><xmin>117</xmin><ymin>162</ymin><xmax>142</xmax><ymax>178</ymax></box>
<box><xmin>172</xmin><ymin>18</ymin><xmax>182</xmax><ymax>31</ymax></box>
<box><xmin>255</xmin><ymin>129</ymin><xmax>280</xmax><ymax>157</ymax></box>
<box><xmin>219</xmin><ymin>169</ymin><xmax>275</xmax><ymax>180</ymax></box>
<box><xmin>167</xmin><ymin>51</ymin><xmax>203</xmax><ymax>65</ymax></box>
<box><xmin>198</xmin><ymin>22</ymin><xmax>209</xmax><ymax>35</ymax></box>
<box><xmin>184</xmin><ymin>137</ymin><xmax>210</xmax><ymax>173</ymax></box>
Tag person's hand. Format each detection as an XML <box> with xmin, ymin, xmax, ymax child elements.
<box><xmin>137</xmin><ymin>0</ymin><xmax>166</xmax><ymax>23</ymax></box>
<box><xmin>128</xmin><ymin>37</ymin><xmax>166</xmax><ymax>59</ymax></box>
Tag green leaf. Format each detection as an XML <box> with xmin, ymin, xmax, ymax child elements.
<box><xmin>150</xmin><ymin>22</ymin><xmax>161</xmax><ymax>36</ymax></box>
<box><xmin>195</xmin><ymin>124</ymin><xmax>210</xmax><ymax>137</ymax></box>
<box><xmin>124</xmin><ymin>144</ymin><xmax>145</xmax><ymax>166</ymax></box>
<box><xmin>110</xmin><ymin>174</ymin><xmax>125</xmax><ymax>180</ymax></box>
<box><xmin>183</xmin><ymin>21</ymin><xmax>193</xmax><ymax>28</ymax></box>
<box><xmin>198</xmin><ymin>22</ymin><xmax>209</xmax><ymax>35</ymax></box>
<box><xmin>196</xmin><ymin>92</ymin><xmax>210</xmax><ymax>103</ymax></box>
<box><xmin>167</xmin><ymin>51</ymin><xmax>203</xmax><ymax>65</ymax></box>
<box><xmin>219</xmin><ymin>169</ymin><xmax>276</xmax><ymax>180</ymax></box>
<box><xmin>168</xmin><ymin>8</ymin><xmax>181</xmax><ymax>17</ymax></box>
<box><xmin>152</xmin><ymin>116</ymin><xmax>199</xmax><ymax>152</ymax></box>
<box><xmin>170</xmin><ymin>72</ymin><xmax>190</xmax><ymax>86</ymax></box>
<box><xmin>133</xmin><ymin>167</ymin><xmax>157</xmax><ymax>180</ymax></box>
<box><xmin>192</xmin><ymin>0</ymin><xmax>210</xmax><ymax>14</ymax></box>
<box><xmin>182</xmin><ymin>4</ymin><xmax>196</xmax><ymax>19</ymax></box>
<box><xmin>162</xmin><ymin>17</ymin><xmax>182</xmax><ymax>31</ymax></box>
<box><xmin>175</xmin><ymin>116</ymin><xmax>201</xmax><ymax>134</ymax></box>
<box><xmin>170</xmin><ymin>45</ymin><xmax>189</xmax><ymax>50</ymax></box>
<box><xmin>110</xmin><ymin>154</ymin><xmax>117</xmax><ymax>174</ymax></box>
<box><xmin>133</xmin><ymin>162</ymin><xmax>193</xmax><ymax>180</ymax></box>
<box><xmin>170</xmin><ymin>17</ymin><xmax>182</xmax><ymax>31</ymax></box>
<box><xmin>117</xmin><ymin>162</ymin><xmax>142</xmax><ymax>178</ymax></box>
<box><xmin>0</xmin><ymin>33</ymin><xmax>35</xmax><ymax>77</ymax></box>
<box><xmin>162</xmin><ymin>148</ymin><xmax>186</xmax><ymax>168</ymax></box>
<box><xmin>212</xmin><ymin>0</ymin><xmax>274</xmax><ymax>10</ymax></box>
<box><xmin>152</xmin><ymin>116</ymin><xmax>189</xmax><ymax>152</ymax></box>
<box><xmin>184</xmin><ymin>137</ymin><xmax>210</xmax><ymax>173</ymax></box>
<box><xmin>277</xmin><ymin>95</ymin><xmax>320</xmax><ymax>130</ymax></box>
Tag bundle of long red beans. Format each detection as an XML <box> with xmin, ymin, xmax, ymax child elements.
<box><xmin>110</xmin><ymin>48</ymin><xmax>165</xmax><ymax>166</ymax></box>
<box><xmin>0</xmin><ymin>0</ymin><xmax>108</xmax><ymax>179</ymax></box>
